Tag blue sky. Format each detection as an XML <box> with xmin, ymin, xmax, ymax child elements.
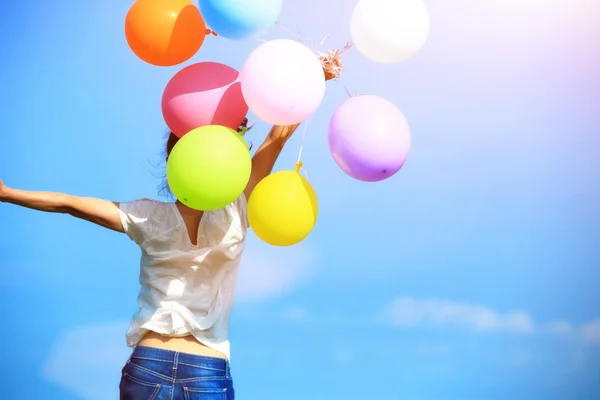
<box><xmin>1</xmin><ymin>0</ymin><xmax>599</xmax><ymax>399</ymax></box>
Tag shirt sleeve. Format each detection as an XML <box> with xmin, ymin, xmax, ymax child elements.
<box><xmin>119</xmin><ymin>199</ymin><xmax>157</xmax><ymax>245</ymax></box>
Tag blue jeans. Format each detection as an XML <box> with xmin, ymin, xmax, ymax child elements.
<box><xmin>119</xmin><ymin>346</ymin><xmax>235</xmax><ymax>400</ymax></box>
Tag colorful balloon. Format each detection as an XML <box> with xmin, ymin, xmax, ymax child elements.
<box><xmin>248</xmin><ymin>166</ymin><xmax>318</xmax><ymax>246</ymax></box>
<box><xmin>241</xmin><ymin>39</ymin><xmax>326</xmax><ymax>125</ymax></box>
<box><xmin>328</xmin><ymin>95</ymin><xmax>411</xmax><ymax>182</ymax></box>
<box><xmin>125</xmin><ymin>0</ymin><xmax>208</xmax><ymax>66</ymax></box>
<box><xmin>167</xmin><ymin>125</ymin><xmax>251</xmax><ymax>211</ymax></box>
<box><xmin>351</xmin><ymin>0</ymin><xmax>430</xmax><ymax>63</ymax></box>
<box><xmin>198</xmin><ymin>0</ymin><xmax>282</xmax><ymax>40</ymax></box>
<box><xmin>162</xmin><ymin>62</ymin><xmax>249</xmax><ymax>137</ymax></box>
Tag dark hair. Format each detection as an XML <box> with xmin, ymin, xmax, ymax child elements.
<box><xmin>157</xmin><ymin>119</ymin><xmax>253</xmax><ymax>199</ymax></box>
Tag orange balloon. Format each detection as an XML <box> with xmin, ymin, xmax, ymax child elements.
<box><xmin>125</xmin><ymin>0</ymin><xmax>207</xmax><ymax>67</ymax></box>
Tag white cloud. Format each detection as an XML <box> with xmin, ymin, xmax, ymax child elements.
<box><xmin>386</xmin><ymin>297</ymin><xmax>600</xmax><ymax>345</ymax></box>
<box><xmin>581</xmin><ymin>320</ymin><xmax>600</xmax><ymax>345</ymax></box>
<box><xmin>542</xmin><ymin>320</ymin><xmax>574</xmax><ymax>335</ymax></box>
<box><xmin>235</xmin><ymin>233</ymin><xmax>315</xmax><ymax>302</ymax></box>
<box><xmin>387</xmin><ymin>297</ymin><xmax>534</xmax><ymax>333</ymax></box>
<box><xmin>42</xmin><ymin>322</ymin><xmax>130</xmax><ymax>400</ymax></box>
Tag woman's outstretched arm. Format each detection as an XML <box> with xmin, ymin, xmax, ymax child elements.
<box><xmin>0</xmin><ymin>179</ymin><xmax>124</xmax><ymax>233</ymax></box>
<box><xmin>244</xmin><ymin>124</ymin><xmax>300</xmax><ymax>200</ymax></box>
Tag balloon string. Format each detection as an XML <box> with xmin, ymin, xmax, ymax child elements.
<box><xmin>344</xmin><ymin>85</ymin><xmax>353</xmax><ymax>98</ymax></box>
<box><xmin>273</xmin><ymin>22</ymin><xmax>319</xmax><ymax>51</ymax></box>
<box><xmin>319</xmin><ymin>35</ymin><xmax>331</xmax><ymax>48</ymax></box>
<box><xmin>337</xmin><ymin>74</ymin><xmax>354</xmax><ymax>98</ymax></box>
<box><xmin>339</xmin><ymin>42</ymin><xmax>354</xmax><ymax>54</ymax></box>
<box><xmin>296</xmin><ymin>120</ymin><xmax>310</xmax><ymax>165</ymax></box>
<box><xmin>294</xmin><ymin>161</ymin><xmax>311</xmax><ymax>179</ymax></box>
<box><xmin>274</xmin><ymin>21</ymin><xmax>303</xmax><ymax>42</ymax></box>
<box><xmin>301</xmin><ymin>166</ymin><xmax>311</xmax><ymax>179</ymax></box>
<box><xmin>255</xmin><ymin>22</ymin><xmax>301</xmax><ymax>44</ymax></box>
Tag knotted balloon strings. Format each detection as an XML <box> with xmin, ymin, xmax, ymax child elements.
<box><xmin>319</xmin><ymin>40</ymin><xmax>355</xmax><ymax>93</ymax></box>
<box><xmin>319</xmin><ymin>42</ymin><xmax>353</xmax><ymax>81</ymax></box>
<box><xmin>270</xmin><ymin>21</ymin><xmax>353</xmax><ymax>81</ymax></box>
<box><xmin>295</xmin><ymin>120</ymin><xmax>311</xmax><ymax>179</ymax></box>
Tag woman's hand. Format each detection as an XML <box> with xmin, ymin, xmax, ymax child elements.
<box><xmin>266</xmin><ymin>123</ymin><xmax>300</xmax><ymax>146</ymax></box>
<box><xmin>0</xmin><ymin>179</ymin><xmax>10</xmax><ymax>202</ymax></box>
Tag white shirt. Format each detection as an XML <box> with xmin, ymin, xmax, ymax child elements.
<box><xmin>118</xmin><ymin>196</ymin><xmax>248</xmax><ymax>361</ymax></box>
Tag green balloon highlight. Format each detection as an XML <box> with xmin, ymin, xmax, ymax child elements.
<box><xmin>166</xmin><ymin>125</ymin><xmax>252</xmax><ymax>211</ymax></box>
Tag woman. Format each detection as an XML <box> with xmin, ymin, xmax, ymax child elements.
<box><xmin>0</xmin><ymin>122</ymin><xmax>299</xmax><ymax>399</ymax></box>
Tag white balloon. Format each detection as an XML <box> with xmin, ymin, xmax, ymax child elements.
<box><xmin>241</xmin><ymin>39</ymin><xmax>326</xmax><ymax>125</ymax></box>
<box><xmin>351</xmin><ymin>0</ymin><xmax>430</xmax><ymax>63</ymax></box>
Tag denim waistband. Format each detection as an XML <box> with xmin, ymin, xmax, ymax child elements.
<box><xmin>131</xmin><ymin>345</ymin><xmax>230</xmax><ymax>372</ymax></box>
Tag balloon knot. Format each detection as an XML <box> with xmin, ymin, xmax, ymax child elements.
<box><xmin>238</xmin><ymin>118</ymin><xmax>253</xmax><ymax>135</ymax></box>
<box><xmin>206</xmin><ymin>29</ymin><xmax>218</xmax><ymax>37</ymax></box>
<box><xmin>319</xmin><ymin>42</ymin><xmax>353</xmax><ymax>81</ymax></box>
<box><xmin>294</xmin><ymin>161</ymin><xmax>303</xmax><ymax>173</ymax></box>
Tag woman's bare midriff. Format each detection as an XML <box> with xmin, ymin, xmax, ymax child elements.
<box><xmin>137</xmin><ymin>331</ymin><xmax>227</xmax><ymax>360</ymax></box>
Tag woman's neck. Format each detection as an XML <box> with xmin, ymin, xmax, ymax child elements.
<box><xmin>175</xmin><ymin>200</ymin><xmax>204</xmax><ymax>217</ymax></box>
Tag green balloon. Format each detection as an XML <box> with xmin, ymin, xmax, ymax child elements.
<box><xmin>167</xmin><ymin>125</ymin><xmax>252</xmax><ymax>211</ymax></box>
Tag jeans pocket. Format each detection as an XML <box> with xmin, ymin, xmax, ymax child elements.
<box><xmin>183</xmin><ymin>387</ymin><xmax>227</xmax><ymax>400</ymax></box>
<box><xmin>119</xmin><ymin>372</ymin><xmax>161</xmax><ymax>400</ymax></box>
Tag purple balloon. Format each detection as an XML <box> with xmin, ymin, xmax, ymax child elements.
<box><xmin>328</xmin><ymin>95</ymin><xmax>411</xmax><ymax>182</ymax></box>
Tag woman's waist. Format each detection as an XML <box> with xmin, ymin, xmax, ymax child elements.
<box><xmin>138</xmin><ymin>331</ymin><xmax>228</xmax><ymax>360</ymax></box>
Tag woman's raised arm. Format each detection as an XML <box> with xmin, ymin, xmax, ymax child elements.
<box><xmin>243</xmin><ymin>124</ymin><xmax>300</xmax><ymax>200</ymax></box>
<box><xmin>0</xmin><ymin>179</ymin><xmax>124</xmax><ymax>233</ymax></box>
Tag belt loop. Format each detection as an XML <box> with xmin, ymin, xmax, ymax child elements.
<box><xmin>173</xmin><ymin>351</ymin><xmax>179</xmax><ymax>371</ymax></box>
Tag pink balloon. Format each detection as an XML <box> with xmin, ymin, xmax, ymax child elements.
<box><xmin>162</xmin><ymin>62</ymin><xmax>249</xmax><ymax>137</ymax></box>
<box><xmin>328</xmin><ymin>95</ymin><xmax>411</xmax><ymax>182</ymax></box>
<box><xmin>241</xmin><ymin>39</ymin><xmax>326</xmax><ymax>125</ymax></box>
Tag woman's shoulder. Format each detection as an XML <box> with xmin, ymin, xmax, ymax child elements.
<box><xmin>125</xmin><ymin>198</ymin><xmax>172</xmax><ymax>207</ymax></box>
<box><xmin>120</xmin><ymin>198</ymin><xmax>177</xmax><ymax>243</ymax></box>
<box><xmin>131</xmin><ymin>197</ymin><xmax>170</xmax><ymax>205</ymax></box>
<box><xmin>121</xmin><ymin>198</ymin><xmax>174</xmax><ymax>218</ymax></box>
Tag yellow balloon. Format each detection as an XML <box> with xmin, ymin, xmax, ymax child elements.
<box><xmin>248</xmin><ymin>165</ymin><xmax>318</xmax><ymax>246</ymax></box>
